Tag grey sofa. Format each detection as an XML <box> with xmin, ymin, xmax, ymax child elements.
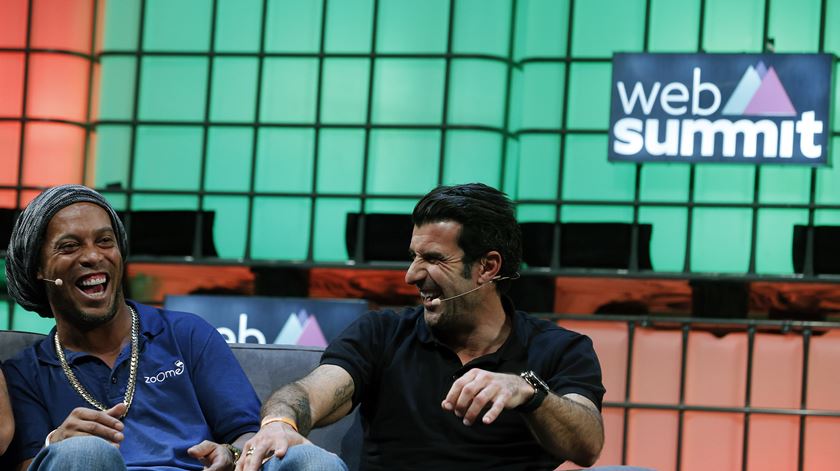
<box><xmin>0</xmin><ymin>330</ymin><xmax>362</xmax><ymax>470</ymax></box>
<box><xmin>0</xmin><ymin>330</ymin><xmax>652</xmax><ymax>471</ymax></box>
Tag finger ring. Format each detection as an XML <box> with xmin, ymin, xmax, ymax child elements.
<box><xmin>246</xmin><ymin>446</ymin><xmax>255</xmax><ymax>456</ymax></box>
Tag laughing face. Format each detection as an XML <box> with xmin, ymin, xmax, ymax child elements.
<box><xmin>405</xmin><ymin>221</ymin><xmax>482</xmax><ymax>331</ymax></box>
<box><xmin>38</xmin><ymin>202</ymin><xmax>125</xmax><ymax>328</ymax></box>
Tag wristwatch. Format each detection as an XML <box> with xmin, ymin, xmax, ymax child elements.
<box><xmin>515</xmin><ymin>370</ymin><xmax>550</xmax><ymax>413</ymax></box>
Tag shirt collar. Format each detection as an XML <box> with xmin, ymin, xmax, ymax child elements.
<box><xmin>416</xmin><ymin>295</ymin><xmax>528</xmax><ymax>362</ymax></box>
<box><xmin>35</xmin><ymin>300</ymin><xmax>163</xmax><ymax>366</ymax></box>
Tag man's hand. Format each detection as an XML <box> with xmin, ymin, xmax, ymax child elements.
<box><xmin>50</xmin><ymin>403</ymin><xmax>126</xmax><ymax>446</ymax></box>
<box><xmin>234</xmin><ymin>422</ymin><xmax>311</xmax><ymax>471</ymax></box>
<box><xmin>442</xmin><ymin>368</ymin><xmax>534</xmax><ymax>426</ymax></box>
<box><xmin>188</xmin><ymin>440</ymin><xmax>236</xmax><ymax>471</ymax></box>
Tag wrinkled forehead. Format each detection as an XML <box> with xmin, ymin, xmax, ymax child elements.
<box><xmin>43</xmin><ymin>202</ymin><xmax>114</xmax><ymax>239</ymax></box>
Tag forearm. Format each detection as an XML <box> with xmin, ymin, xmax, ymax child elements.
<box><xmin>260</xmin><ymin>382</ymin><xmax>314</xmax><ymax>435</ymax></box>
<box><xmin>260</xmin><ymin>365</ymin><xmax>355</xmax><ymax>436</ymax></box>
<box><xmin>523</xmin><ymin>393</ymin><xmax>604</xmax><ymax>467</ymax></box>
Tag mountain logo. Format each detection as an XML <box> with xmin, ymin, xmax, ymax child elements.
<box><xmin>274</xmin><ymin>309</ymin><xmax>328</xmax><ymax>347</ymax></box>
<box><xmin>722</xmin><ymin>61</ymin><xmax>796</xmax><ymax>116</ymax></box>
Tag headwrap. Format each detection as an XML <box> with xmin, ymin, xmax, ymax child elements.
<box><xmin>6</xmin><ymin>184</ymin><xmax>128</xmax><ymax>318</ymax></box>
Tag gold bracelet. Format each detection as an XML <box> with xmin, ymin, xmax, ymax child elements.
<box><xmin>223</xmin><ymin>443</ymin><xmax>242</xmax><ymax>464</ymax></box>
<box><xmin>260</xmin><ymin>416</ymin><xmax>299</xmax><ymax>433</ymax></box>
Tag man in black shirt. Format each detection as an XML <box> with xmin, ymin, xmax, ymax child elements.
<box><xmin>237</xmin><ymin>183</ymin><xmax>605</xmax><ymax>470</ymax></box>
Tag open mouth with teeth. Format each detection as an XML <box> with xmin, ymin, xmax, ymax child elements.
<box><xmin>76</xmin><ymin>273</ymin><xmax>109</xmax><ymax>296</ymax></box>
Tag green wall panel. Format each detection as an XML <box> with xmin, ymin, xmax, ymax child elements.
<box><xmin>139</xmin><ymin>57</ymin><xmax>208</xmax><ymax>121</ymax></box>
<box><xmin>367</xmin><ymin>130</ymin><xmax>439</xmax><ymax>195</ymax></box>
<box><xmin>259</xmin><ymin>58</ymin><xmax>319</xmax><ymax>123</ymax></box>
<box><xmin>324</xmin><ymin>0</ymin><xmax>374</xmax><ymax>53</ymax></box>
<box><xmin>639</xmin><ymin>164</ymin><xmax>690</xmax><ymax>202</ymax></box>
<box><xmin>316</xmin><ymin>129</ymin><xmax>365</xmax><ymax>193</ymax></box>
<box><xmin>453</xmin><ymin>0</ymin><xmax>510</xmax><ymax>56</ymax></box>
<box><xmin>144</xmin><ymin>0</ymin><xmax>212</xmax><ymax>52</ymax></box>
<box><xmin>443</xmin><ymin>131</ymin><xmax>502</xmax><ymax>188</ymax></box>
<box><xmin>639</xmin><ymin>207</ymin><xmax>687</xmax><ymax>272</ymax></box>
<box><xmin>264</xmin><ymin>0</ymin><xmax>323</xmax><ymax>53</ymax></box>
<box><xmin>372</xmin><ymin>59</ymin><xmax>445</xmax><ymax>124</ymax></box>
<box><xmin>313</xmin><ymin>198</ymin><xmax>361</xmax><ymax>261</ymax></box>
<box><xmin>562</xmin><ymin>135</ymin><xmax>636</xmax><ymax>202</ymax></box>
<box><xmin>321</xmin><ymin>59</ymin><xmax>370</xmax><ymax>124</ymax></box>
<box><xmin>134</xmin><ymin>126</ymin><xmax>202</xmax><ymax>190</ymax></box>
<box><xmin>768</xmin><ymin>0</ymin><xmax>821</xmax><ymax>52</ymax></box>
<box><xmin>517</xmin><ymin>134</ymin><xmax>559</xmax><ymax>200</ymax></box>
<box><xmin>448</xmin><ymin>60</ymin><xmax>507</xmax><ymax>128</ymax></box>
<box><xmin>572</xmin><ymin>0</ymin><xmax>645</xmax><ymax>58</ymax></box>
<box><xmin>690</xmin><ymin>208</ymin><xmax>752</xmax><ymax>273</ymax></box>
<box><xmin>204</xmin><ymin>196</ymin><xmax>249</xmax><ymax>259</ymax></box>
<box><xmin>205</xmin><ymin>127</ymin><xmax>253</xmax><ymax>192</ymax></box>
<box><xmin>215</xmin><ymin>0</ymin><xmax>263</xmax><ymax>52</ymax></box>
<box><xmin>520</xmin><ymin>63</ymin><xmax>565</xmax><ymax>130</ymax></box>
<box><xmin>376</xmin><ymin>0</ymin><xmax>449</xmax><ymax>53</ymax></box>
<box><xmin>566</xmin><ymin>63</ymin><xmax>611</xmax><ymax>130</ymax></box>
<box><xmin>210</xmin><ymin>58</ymin><xmax>258</xmax><ymax>122</ymax></box>
<box><xmin>255</xmin><ymin>128</ymin><xmax>314</xmax><ymax>193</ymax></box>
<box><xmin>649</xmin><ymin>0</ymin><xmax>700</xmax><ymax>52</ymax></box>
<box><xmin>514</xmin><ymin>0</ymin><xmax>569</xmax><ymax>60</ymax></box>
<box><xmin>703</xmin><ymin>0</ymin><xmax>765</xmax><ymax>52</ymax></box>
<box><xmin>755</xmin><ymin>209</ymin><xmax>809</xmax><ymax>274</ymax></box>
<box><xmin>693</xmin><ymin>165</ymin><xmax>755</xmax><ymax>204</ymax></box>
<box><xmin>251</xmin><ymin>197</ymin><xmax>311</xmax><ymax>260</ymax></box>
<box><xmin>98</xmin><ymin>57</ymin><xmax>136</xmax><ymax>121</ymax></box>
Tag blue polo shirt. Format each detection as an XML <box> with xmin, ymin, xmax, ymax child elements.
<box><xmin>2</xmin><ymin>301</ymin><xmax>260</xmax><ymax>470</ymax></box>
<box><xmin>321</xmin><ymin>297</ymin><xmax>605</xmax><ymax>470</ymax></box>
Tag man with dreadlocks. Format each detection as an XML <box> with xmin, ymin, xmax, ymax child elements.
<box><xmin>1</xmin><ymin>185</ymin><xmax>346</xmax><ymax>471</ymax></box>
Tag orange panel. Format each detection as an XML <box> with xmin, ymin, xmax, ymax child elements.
<box><xmin>0</xmin><ymin>0</ymin><xmax>28</xmax><ymax>48</ymax></box>
<box><xmin>27</xmin><ymin>53</ymin><xmax>90</xmax><ymax>122</ymax></box>
<box><xmin>626</xmin><ymin>409</ymin><xmax>679</xmax><ymax>471</ymax></box>
<box><xmin>630</xmin><ymin>328</ymin><xmax>682</xmax><ymax>403</ymax></box>
<box><xmin>751</xmin><ymin>333</ymin><xmax>802</xmax><ymax>408</ymax></box>
<box><xmin>554</xmin><ymin>277</ymin><xmax>692</xmax><ymax>315</ymax></box>
<box><xmin>22</xmin><ymin>123</ymin><xmax>85</xmax><ymax>193</ymax></box>
<box><xmin>803</xmin><ymin>417</ymin><xmax>840</xmax><ymax>471</ymax></box>
<box><xmin>595</xmin><ymin>407</ymin><xmax>624</xmax><ymax>467</ymax></box>
<box><xmin>557</xmin><ymin>320</ymin><xmax>628</xmax><ymax>403</ymax></box>
<box><xmin>127</xmin><ymin>263</ymin><xmax>255</xmax><ymax>304</ymax></box>
<box><xmin>807</xmin><ymin>330</ymin><xmax>840</xmax><ymax>410</ymax></box>
<box><xmin>685</xmin><ymin>331</ymin><xmax>747</xmax><ymax>407</ymax></box>
<box><xmin>0</xmin><ymin>53</ymin><xmax>25</xmax><ymax>117</ymax></box>
<box><xmin>746</xmin><ymin>414</ymin><xmax>799</xmax><ymax>471</ymax></box>
<box><xmin>681</xmin><ymin>412</ymin><xmax>743</xmax><ymax>471</ymax></box>
<box><xmin>0</xmin><ymin>123</ymin><xmax>22</xmax><ymax>186</ymax></box>
<box><xmin>30</xmin><ymin>0</ymin><xmax>93</xmax><ymax>53</ymax></box>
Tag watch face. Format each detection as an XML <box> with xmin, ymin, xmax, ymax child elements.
<box><xmin>522</xmin><ymin>371</ymin><xmax>550</xmax><ymax>392</ymax></box>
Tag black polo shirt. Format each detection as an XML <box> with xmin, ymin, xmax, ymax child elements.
<box><xmin>321</xmin><ymin>299</ymin><xmax>605</xmax><ymax>470</ymax></box>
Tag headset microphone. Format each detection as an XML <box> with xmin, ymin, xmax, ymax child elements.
<box><xmin>43</xmin><ymin>278</ymin><xmax>64</xmax><ymax>286</ymax></box>
<box><xmin>428</xmin><ymin>273</ymin><xmax>520</xmax><ymax>307</ymax></box>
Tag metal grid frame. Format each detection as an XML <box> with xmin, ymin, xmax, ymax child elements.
<box><xmin>1</xmin><ymin>0</ymin><xmax>838</xmax><ymax>282</ymax></box>
<box><xmin>546</xmin><ymin>313</ymin><xmax>840</xmax><ymax>471</ymax></box>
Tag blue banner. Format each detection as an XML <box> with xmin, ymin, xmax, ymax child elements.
<box><xmin>164</xmin><ymin>295</ymin><xmax>369</xmax><ymax>347</ymax></box>
<box><xmin>609</xmin><ymin>53</ymin><xmax>833</xmax><ymax>165</ymax></box>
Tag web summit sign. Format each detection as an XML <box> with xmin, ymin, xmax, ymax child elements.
<box><xmin>609</xmin><ymin>53</ymin><xmax>833</xmax><ymax>165</ymax></box>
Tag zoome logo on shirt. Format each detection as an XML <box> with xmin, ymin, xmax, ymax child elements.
<box><xmin>145</xmin><ymin>360</ymin><xmax>185</xmax><ymax>384</ymax></box>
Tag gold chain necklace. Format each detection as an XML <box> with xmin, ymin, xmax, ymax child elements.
<box><xmin>54</xmin><ymin>305</ymin><xmax>140</xmax><ymax>418</ymax></box>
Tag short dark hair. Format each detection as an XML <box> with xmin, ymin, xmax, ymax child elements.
<box><xmin>412</xmin><ymin>183</ymin><xmax>521</xmax><ymax>293</ymax></box>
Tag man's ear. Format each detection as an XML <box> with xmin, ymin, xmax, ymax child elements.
<box><xmin>479</xmin><ymin>251</ymin><xmax>502</xmax><ymax>283</ymax></box>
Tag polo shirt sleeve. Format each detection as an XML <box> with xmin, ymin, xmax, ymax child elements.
<box><xmin>320</xmin><ymin>311</ymin><xmax>390</xmax><ymax>408</ymax></box>
<box><xmin>188</xmin><ymin>321</ymin><xmax>261</xmax><ymax>444</ymax></box>
<box><xmin>2</xmin><ymin>356</ymin><xmax>50</xmax><ymax>463</ymax></box>
<box><xmin>544</xmin><ymin>333</ymin><xmax>606</xmax><ymax>411</ymax></box>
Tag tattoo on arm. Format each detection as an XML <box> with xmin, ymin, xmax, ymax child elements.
<box><xmin>261</xmin><ymin>382</ymin><xmax>313</xmax><ymax>435</ymax></box>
